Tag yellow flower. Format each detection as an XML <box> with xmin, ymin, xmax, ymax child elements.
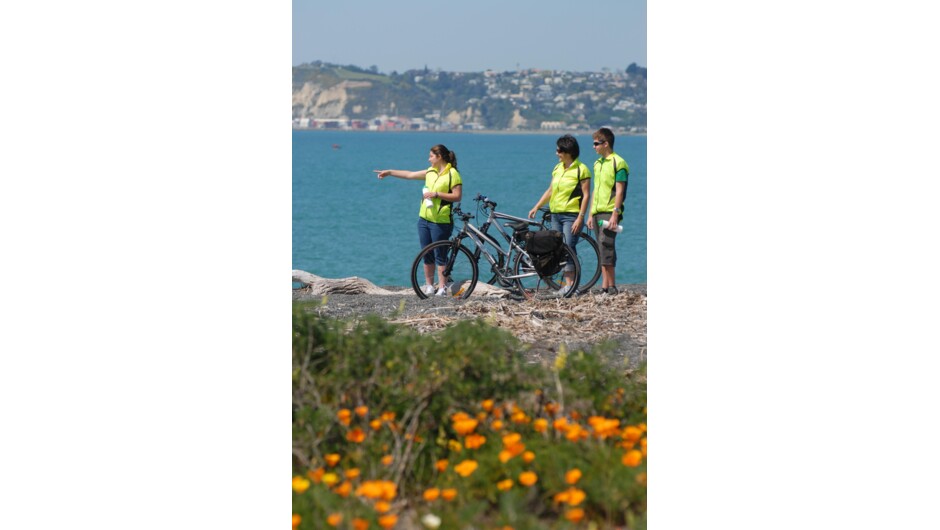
<box><xmin>497</xmin><ymin>478</ymin><xmax>514</xmax><ymax>491</ymax></box>
<box><xmin>374</xmin><ymin>500</ymin><xmax>391</xmax><ymax>513</ymax></box>
<box><xmin>381</xmin><ymin>455</ymin><xmax>394</xmax><ymax>466</ymax></box>
<box><xmin>327</xmin><ymin>513</ymin><xmax>343</xmax><ymax>526</ymax></box>
<box><xmin>533</xmin><ymin>418</ymin><xmax>548</xmax><ymax>433</ymax></box>
<box><xmin>423</xmin><ymin>487</ymin><xmax>440</xmax><ymax>501</ymax></box>
<box><xmin>291</xmin><ymin>476</ymin><xmax>310</xmax><ymax>494</ymax></box>
<box><xmin>355</xmin><ymin>405</ymin><xmax>369</xmax><ymax>417</ymax></box>
<box><xmin>622</xmin><ymin>449</ymin><xmax>643</xmax><ymax>467</ymax></box>
<box><xmin>324</xmin><ymin>453</ymin><xmax>341</xmax><ymax>467</ymax></box>
<box><xmin>453</xmin><ymin>418</ymin><xmax>479</xmax><ymax>436</ymax></box>
<box><xmin>378</xmin><ymin>514</ymin><xmax>398</xmax><ymax>529</ymax></box>
<box><xmin>345</xmin><ymin>468</ymin><xmax>361</xmax><ymax>480</ymax></box>
<box><xmin>564</xmin><ymin>508</ymin><xmax>584</xmax><ymax>523</ymax></box>
<box><xmin>435</xmin><ymin>460</ymin><xmax>448</xmax><ymax>472</ymax></box>
<box><xmin>337</xmin><ymin>408</ymin><xmax>352</xmax><ymax>425</ymax></box>
<box><xmin>292</xmin><ymin>514</ymin><xmax>301</xmax><ymax>528</ymax></box>
<box><xmin>448</xmin><ymin>439</ymin><xmax>463</xmax><ymax>452</ymax></box>
<box><xmin>347</xmin><ymin>428</ymin><xmax>366</xmax><ymax>443</ymax></box>
<box><xmin>454</xmin><ymin>459</ymin><xmax>479</xmax><ymax>477</ymax></box>
<box><xmin>565</xmin><ymin>468</ymin><xmax>582</xmax><ymax>484</ymax></box>
<box><xmin>481</xmin><ymin>399</ymin><xmax>494</xmax><ymax>411</ymax></box>
<box><xmin>464</xmin><ymin>433</ymin><xmax>486</xmax><ymax>449</ymax></box>
<box><xmin>441</xmin><ymin>488</ymin><xmax>457</xmax><ymax>501</ymax></box>
<box><xmin>321</xmin><ymin>473</ymin><xmax>339</xmax><ymax>486</ymax></box>
<box><xmin>522</xmin><ymin>451</ymin><xmax>535</xmax><ymax>463</ymax></box>
<box><xmin>518</xmin><ymin>471</ymin><xmax>538</xmax><ymax>487</ymax></box>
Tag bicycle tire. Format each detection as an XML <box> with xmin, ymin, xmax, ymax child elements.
<box><xmin>512</xmin><ymin>243</ymin><xmax>580</xmax><ymax>299</ymax></box>
<box><xmin>544</xmin><ymin>233</ymin><xmax>601</xmax><ymax>294</ymax></box>
<box><xmin>410</xmin><ymin>240</ymin><xmax>479</xmax><ymax>299</ymax></box>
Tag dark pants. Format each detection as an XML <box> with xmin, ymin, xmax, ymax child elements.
<box><xmin>418</xmin><ymin>217</ymin><xmax>454</xmax><ymax>265</ymax></box>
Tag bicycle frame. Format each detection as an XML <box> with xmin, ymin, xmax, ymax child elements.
<box><xmin>456</xmin><ymin>220</ymin><xmax>537</xmax><ymax>282</ymax></box>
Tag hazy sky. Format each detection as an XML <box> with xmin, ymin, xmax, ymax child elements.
<box><xmin>292</xmin><ymin>0</ymin><xmax>646</xmax><ymax>73</ymax></box>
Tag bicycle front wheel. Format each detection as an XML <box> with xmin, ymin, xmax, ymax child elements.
<box><xmin>512</xmin><ymin>244</ymin><xmax>580</xmax><ymax>299</ymax></box>
<box><xmin>544</xmin><ymin>233</ymin><xmax>601</xmax><ymax>294</ymax></box>
<box><xmin>410</xmin><ymin>240</ymin><xmax>479</xmax><ymax>299</ymax></box>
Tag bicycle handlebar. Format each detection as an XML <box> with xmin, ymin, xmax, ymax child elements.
<box><xmin>473</xmin><ymin>193</ymin><xmax>497</xmax><ymax>209</ymax></box>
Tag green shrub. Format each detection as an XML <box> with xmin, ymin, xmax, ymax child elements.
<box><xmin>292</xmin><ymin>302</ymin><xmax>646</xmax><ymax>529</ymax></box>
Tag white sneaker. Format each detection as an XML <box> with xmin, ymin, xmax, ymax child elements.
<box><xmin>435</xmin><ymin>287</ymin><xmax>447</xmax><ymax>296</ymax></box>
<box><xmin>422</xmin><ymin>284</ymin><xmax>435</xmax><ymax>295</ymax></box>
<box><xmin>559</xmin><ymin>284</ymin><xmax>572</xmax><ymax>296</ymax></box>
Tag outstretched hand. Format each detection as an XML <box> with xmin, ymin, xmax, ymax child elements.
<box><xmin>374</xmin><ymin>170</ymin><xmax>390</xmax><ymax>179</ymax></box>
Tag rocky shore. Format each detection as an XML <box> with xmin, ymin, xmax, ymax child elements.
<box><xmin>293</xmin><ymin>284</ymin><xmax>647</xmax><ymax>367</ymax></box>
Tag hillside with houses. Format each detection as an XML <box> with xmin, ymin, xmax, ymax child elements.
<box><xmin>292</xmin><ymin>62</ymin><xmax>647</xmax><ymax>133</ymax></box>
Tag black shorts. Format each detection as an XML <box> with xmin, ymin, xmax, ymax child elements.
<box><xmin>595</xmin><ymin>212</ymin><xmax>618</xmax><ymax>266</ymax></box>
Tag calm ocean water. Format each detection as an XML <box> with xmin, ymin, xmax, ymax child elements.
<box><xmin>293</xmin><ymin>130</ymin><xmax>646</xmax><ymax>287</ymax></box>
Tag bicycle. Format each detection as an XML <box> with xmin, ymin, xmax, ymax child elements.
<box><xmin>470</xmin><ymin>194</ymin><xmax>601</xmax><ymax>295</ymax></box>
<box><xmin>409</xmin><ymin>203</ymin><xmax>581</xmax><ymax>300</ymax></box>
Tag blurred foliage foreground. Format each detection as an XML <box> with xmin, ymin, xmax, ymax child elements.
<box><xmin>292</xmin><ymin>301</ymin><xmax>646</xmax><ymax>530</ymax></box>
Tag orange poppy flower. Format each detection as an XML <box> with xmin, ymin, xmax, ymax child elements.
<box><xmin>564</xmin><ymin>508</ymin><xmax>585</xmax><ymax>522</ymax></box>
<box><xmin>453</xmin><ymin>418</ymin><xmax>479</xmax><ymax>436</ymax></box>
<box><xmin>334</xmin><ymin>481</ymin><xmax>352</xmax><ymax>498</ymax></box>
<box><xmin>435</xmin><ymin>460</ymin><xmax>448</xmax><ymax>472</ymax></box>
<box><xmin>337</xmin><ymin>408</ymin><xmax>352</xmax><ymax>425</ymax></box>
<box><xmin>441</xmin><ymin>488</ymin><xmax>458</xmax><ymax>501</ymax></box>
<box><xmin>321</xmin><ymin>473</ymin><xmax>339</xmax><ymax>486</ymax></box>
<box><xmin>518</xmin><ymin>471</ymin><xmax>538</xmax><ymax>487</ymax></box>
<box><xmin>464</xmin><ymin>433</ymin><xmax>486</xmax><ymax>449</ymax></box>
<box><xmin>370</xmin><ymin>419</ymin><xmax>383</xmax><ymax>431</ymax></box>
<box><xmin>324</xmin><ymin>453</ymin><xmax>341</xmax><ymax>467</ymax></box>
<box><xmin>423</xmin><ymin>487</ymin><xmax>440</xmax><ymax>501</ymax></box>
<box><xmin>374</xmin><ymin>500</ymin><xmax>391</xmax><ymax>513</ymax></box>
<box><xmin>381</xmin><ymin>454</ymin><xmax>394</xmax><ymax>466</ymax></box>
<box><xmin>345</xmin><ymin>468</ymin><xmax>361</xmax><ymax>480</ymax></box>
<box><xmin>454</xmin><ymin>459</ymin><xmax>479</xmax><ymax>477</ymax></box>
<box><xmin>352</xmin><ymin>518</ymin><xmax>369</xmax><ymax>530</ymax></box>
<box><xmin>622</xmin><ymin>449</ymin><xmax>643</xmax><ymax>467</ymax></box>
<box><xmin>347</xmin><ymin>428</ymin><xmax>366</xmax><ymax>443</ymax></box>
<box><xmin>565</xmin><ymin>468</ymin><xmax>582</xmax><ymax>484</ymax></box>
<box><xmin>533</xmin><ymin>418</ymin><xmax>549</xmax><ymax>433</ymax></box>
<box><xmin>292</xmin><ymin>514</ymin><xmax>301</xmax><ymax>528</ymax></box>
<box><xmin>378</xmin><ymin>514</ymin><xmax>398</xmax><ymax>529</ymax></box>
<box><xmin>622</xmin><ymin>425</ymin><xmax>643</xmax><ymax>443</ymax></box>
<box><xmin>491</xmin><ymin>420</ymin><xmax>504</xmax><ymax>431</ymax></box>
<box><xmin>355</xmin><ymin>405</ymin><xmax>369</xmax><ymax>417</ymax></box>
<box><xmin>307</xmin><ymin>467</ymin><xmax>325</xmax><ymax>483</ymax></box>
<box><xmin>497</xmin><ymin>478</ymin><xmax>514</xmax><ymax>491</ymax></box>
<box><xmin>326</xmin><ymin>513</ymin><xmax>343</xmax><ymax>526</ymax></box>
<box><xmin>481</xmin><ymin>399</ymin><xmax>494</xmax><ymax>411</ymax></box>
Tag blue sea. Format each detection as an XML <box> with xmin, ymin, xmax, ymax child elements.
<box><xmin>293</xmin><ymin>130</ymin><xmax>646</xmax><ymax>287</ymax></box>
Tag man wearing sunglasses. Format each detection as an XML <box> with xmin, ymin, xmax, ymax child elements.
<box><xmin>586</xmin><ymin>127</ymin><xmax>629</xmax><ymax>295</ymax></box>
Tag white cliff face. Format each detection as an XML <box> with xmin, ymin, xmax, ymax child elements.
<box><xmin>292</xmin><ymin>80</ymin><xmax>372</xmax><ymax>119</ymax></box>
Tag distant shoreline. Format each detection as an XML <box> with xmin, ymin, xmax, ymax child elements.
<box><xmin>292</xmin><ymin>127</ymin><xmax>646</xmax><ymax>137</ymax></box>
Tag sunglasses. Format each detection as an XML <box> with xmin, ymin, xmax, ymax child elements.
<box><xmin>593</xmin><ymin>141</ymin><xmax>606</xmax><ymax>146</ymax></box>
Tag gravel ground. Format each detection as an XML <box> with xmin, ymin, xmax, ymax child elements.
<box><xmin>293</xmin><ymin>284</ymin><xmax>647</xmax><ymax>367</ymax></box>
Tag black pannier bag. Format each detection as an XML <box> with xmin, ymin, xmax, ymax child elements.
<box><xmin>523</xmin><ymin>230</ymin><xmax>565</xmax><ymax>276</ymax></box>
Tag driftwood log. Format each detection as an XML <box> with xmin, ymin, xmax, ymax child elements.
<box><xmin>292</xmin><ymin>270</ymin><xmax>512</xmax><ymax>298</ymax></box>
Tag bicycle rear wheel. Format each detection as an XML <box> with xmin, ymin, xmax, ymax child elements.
<box><xmin>512</xmin><ymin>244</ymin><xmax>580</xmax><ymax>299</ymax></box>
<box><xmin>410</xmin><ymin>240</ymin><xmax>478</xmax><ymax>299</ymax></box>
<box><xmin>544</xmin><ymin>233</ymin><xmax>600</xmax><ymax>294</ymax></box>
